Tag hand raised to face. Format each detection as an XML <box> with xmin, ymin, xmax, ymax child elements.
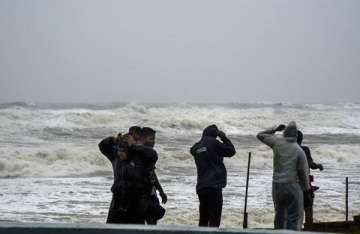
<box><xmin>275</xmin><ymin>124</ymin><xmax>286</xmax><ymax>132</ymax></box>
<box><xmin>218</xmin><ymin>130</ymin><xmax>226</xmax><ymax>139</ymax></box>
<box><xmin>123</xmin><ymin>134</ymin><xmax>136</xmax><ymax>146</ymax></box>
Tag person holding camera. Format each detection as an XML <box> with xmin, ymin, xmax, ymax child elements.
<box><xmin>98</xmin><ymin>133</ymin><xmax>158</xmax><ymax>224</ymax></box>
<box><xmin>190</xmin><ymin>124</ymin><xmax>236</xmax><ymax>227</ymax></box>
<box><xmin>257</xmin><ymin>122</ymin><xmax>310</xmax><ymax>230</ymax></box>
<box><xmin>98</xmin><ymin>133</ymin><xmax>133</xmax><ymax>223</ymax></box>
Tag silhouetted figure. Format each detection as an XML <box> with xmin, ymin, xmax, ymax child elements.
<box><xmin>190</xmin><ymin>125</ymin><xmax>236</xmax><ymax>227</ymax></box>
<box><xmin>140</xmin><ymin>127</ymin><xmax>167</xmax><ymax>225</ymax></box>
<box><xmin>99</xmin><ymin>133</ymin><xmax>158</xmax><ymax>224</ymax></box>
<box><xmin>297</xmin><ymin>130</ymin><xmax>323</xmax><ymax>224</ymax></box>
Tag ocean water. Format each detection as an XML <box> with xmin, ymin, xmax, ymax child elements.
<box><xmin>0</xmin><ymin>102</ymin><xmax>359</xmax><ymax>227</ymax></box>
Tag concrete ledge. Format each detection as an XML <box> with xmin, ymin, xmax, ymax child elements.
<box><xmin>0</xmin><ymin>223</ymin><xmax>331</xmax><ymax>234</ymax></box>
<box><xmin>304</xmin><ymin>221</ymin><xmax>359</xmax><ymax>233</ymax></box>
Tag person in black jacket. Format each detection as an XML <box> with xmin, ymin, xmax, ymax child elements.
<box><xmin>190</xmin><ymin>124</ymin><xmax>236</xmax><ymax>227</ymax></box>
<box><xmin>140</xmin><ymin>127</ymin><xmax>167</xmax><ymax>225</ymax></box>
<box><xmin>98</xmin><ymin>133</ymin><xmax>158</xmax><ymax>224</ymax></box>
<box><xmin>297</xmin><ymin>130</ymin><xmax>323</xmax><ymax>224</ymax></box>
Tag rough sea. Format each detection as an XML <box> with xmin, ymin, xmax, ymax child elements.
<box><xmin>0</xmin><ymin>102</ymin><xmax>359</xmax><ymax>228</ymax></box>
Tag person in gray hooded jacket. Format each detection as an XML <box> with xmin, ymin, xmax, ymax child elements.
<box><xmin>190</xmin><ymin>124</ymin><xmax>236</xmax><ymax>227</ymax></box>
<box><xmin>257</xmin><ymin>121</ymin><xmax>310</xmax><ymax>230</ymax></box>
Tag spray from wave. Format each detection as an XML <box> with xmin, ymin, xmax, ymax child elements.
<box><xmin>1</xmin><ymin>102</ymin><xmax>360</xmax><ymax>177</ymax></box>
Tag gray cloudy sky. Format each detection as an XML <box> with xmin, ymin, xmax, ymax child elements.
<box><xmin>0</xmin><ymin>0</ymin><xmax>359</xmax><ymax>103</ymax></box>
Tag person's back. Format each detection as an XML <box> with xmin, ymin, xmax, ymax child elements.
<box><xmin>191</xmin><ymin>125</ymin><xmax>236</xmax><ymax>191</ymax></box>
<box><xmin>272</xmin><ymin>137</ymin><xmax>308</xmax><ymax>187</ymax></box>
<box><xmin>192</xmin><ymin>136</ymin><xmax>228</xmax><ymax>190</ymax></box>
<box><xmin>190</xmin><ymin>125</ymin><xmax>236</xmax><ymax>227</ymax></box>
<box><xmin>257</xmin><ymin>122</ymin><xmax>310</xmax><ymax>231</ymax></box>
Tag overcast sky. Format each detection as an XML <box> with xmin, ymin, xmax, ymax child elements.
<box><xmin>0</xmin><ymin>0</ymin><xmax>359</xmax><ymax>104</ymax></box>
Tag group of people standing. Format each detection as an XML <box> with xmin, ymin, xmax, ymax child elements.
<box><xmin>257</xmin><ymin>121</ymin><xmax>323</xmax><ymax>230</ymax></box>
<box><xmin>98</xmin><ymin>126</ymin><xmax>166</xmax><ymax>224</ymax></box>
<box><xmin>98</xmin><ymin>121</ymin><xmax>322</xmax><ymax>231</ymax></box>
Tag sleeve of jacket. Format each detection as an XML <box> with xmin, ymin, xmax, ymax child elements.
<box><xmin>130</xmin><ymin>145</ymin><xmax>158</xmax><ymax>166</ymax></box>
<box><xmin>303</xmin><ymin>146</ymin><xmax>319</xmax><ymax>169</ymax></box>
<box><xmin>216</xmin><ymin>136</ymin><xmax>236</xmax><ymax>157</ymax></box>
<box><xmin>190</xmin><ymin>142</ymin><xmax>200</xmax><ymax>156</ymax></box>
<box><xmin>256</xmin><ymin>127</ymin><xmax>278</xmax><ymax>148</ymax></box>
<box><xmin>297</xmin><ymin>150</ymin><xmax>311</xmax><ymax>191</ymax></box>
<box><xmin>98</xmin><ymin>136</ymin><xmax>116</xmax><ymax>162</ymax></box>
<box><xmin>152</xmin><ymin>171</ymin><xmax>165</xmax><ymax>194</ymax></box>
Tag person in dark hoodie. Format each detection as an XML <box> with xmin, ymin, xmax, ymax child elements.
<box><xmin>297</xmin><ymin>130</ymin><xmax>323</xmax><ymax>224</ymax></box>
<box><xmin>98</xmin><ymin>133</ymin><xmax>158</xmax><ymax>224</ymax></box>
<box><xmin>139</xmin><ymin>127</ymin><xmax>167</xmax><ymax>225</ymax></box>
<box><xmin>190</xmin><ymin>124</ymin><xmax>236</xmax><ymax>227</ymax></box>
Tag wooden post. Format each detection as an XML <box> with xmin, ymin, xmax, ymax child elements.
<box><xmin>346</xmin><ymin>177</ymin><xmax>349</xmax><ymax>222</ymax></box>
<box><xmin>243</xmin><ymin>152</ymin><xmax>251</xmax><ymax>229</ymax></box>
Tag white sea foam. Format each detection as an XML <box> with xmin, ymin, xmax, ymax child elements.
<box><xmin>1</xmin><ymin>102</ymin><xmax>360</xmax><ymax>177</ymax></box>
<box><xmin>1</xmin><ymin>102</ymin><xmax>360</xmax><ymax>136</ymax></box>
<box><xmin>0</xmin><ymin>140</ymin><xmax>359</xmax><ymax>178</ymax></box>
<box><xmin>0</xmin><ymin>146</ymin><xmax>109</xmax><ymax>178</ymax></box>
<box><xmin>0</xmin><ymin>102</ymin><xmax>359</xmax><ymax>227</ymax></box>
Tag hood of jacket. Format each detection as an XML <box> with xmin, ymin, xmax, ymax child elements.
<box><xmin>202</xmin><ymin>124</ymin><xmax>218</xmax><ymax>138</ymax></box>
<box><xmin>283</xmin><ymin>121</ymin><xmax>298</xmax><ymax>142</ymax></box>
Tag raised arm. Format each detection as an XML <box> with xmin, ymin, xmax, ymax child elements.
<box><xmin>98</xmin><ymin>136</ymin><xmax>117</xmax><ymax>162</ymax></box>
<box><xmin>302</xmin><ymin>146</ymin><xmax>324</xmax><ymax>171</ymax></box>
<box><xmin>216</xmin><ymin>131</ymin><xmax>236</xmax><ymax>157</ymax></box>
<box><xmin>257</xmin><ymin>124</ymin><xmax>285</xmax><ymax>148</ymax></box>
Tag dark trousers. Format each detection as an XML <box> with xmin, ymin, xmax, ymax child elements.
<box><xmin>197</xmin><ymin>188</ymin><xmax>223</xmax><ymax>227</ymax></box>
<box><xmin>106</xmin><ymin>194</ymin><xmax>146</xmax><ymax>224</ymax></box>
<box><xmin>146</xmin><ymin>195</ymin><xmax>160</xmax><ymax>225</ymax></box>
<box><xmin>304</xmin><ymin>190</ymin><xmax>314</xmax><ymax>224</ymax></box>
<box><xmin>146</xmin><ymin>194</ymin><xmax>166</xmax><ymax>225</ymax></box>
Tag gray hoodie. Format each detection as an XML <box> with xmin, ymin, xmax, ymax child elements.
<box><xmin>257</xmin><ymin>122</ymin><xmax>310</xmax><ymax>191</ymax></box>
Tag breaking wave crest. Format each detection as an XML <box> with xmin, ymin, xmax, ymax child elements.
<box><xmin>1</xmin><ymin>102</ymin><xmax>360</xmax><ymax>177</ymax></box>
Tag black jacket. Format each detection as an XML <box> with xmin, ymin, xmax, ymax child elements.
<box><xmin>98</xmin><ymin>137</ymin><xmax>158</xmax><ymax>194</ymax></box>
<box><xmin>190</xmin><ymin>126</ymin><xmax>236</xmax><ymax>192</ymax></box>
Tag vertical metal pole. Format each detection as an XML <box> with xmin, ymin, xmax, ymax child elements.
<box><xmin>243</xmin><ymin>152</ymin><xmax>251</xmax><ymax>228</ymax></box>
<box><xmin>346</xmin><ymin>177</ymin><xmax>349</xmax><ymax>221</ymax></box>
